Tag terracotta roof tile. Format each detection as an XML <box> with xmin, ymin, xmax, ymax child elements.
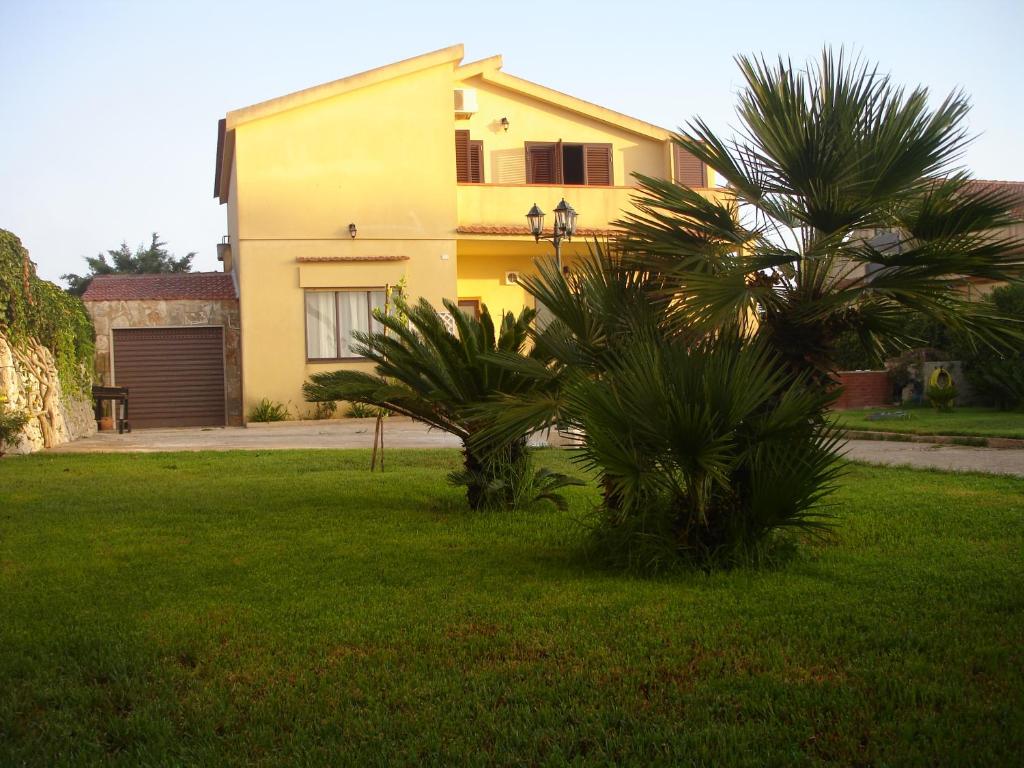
<box><xmin>82</xmin><ymin>272</ymin><xmax>237</xmax><ymax>301</ymax></box>
<box><xmin>457</xmin><ymin>224</ymin><xmax>620</xmax><ymax>237</ymax></box>
<box><xmin>965</xmin><ymin>179</ymin><xmax>1024</xmax><ymax>218</ymax></box>
<box><xmin>295</xmin><ymin>255</ymin><xmax>409</xmax><ymax>263</ymax></box>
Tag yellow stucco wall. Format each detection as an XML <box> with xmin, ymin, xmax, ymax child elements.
<box><xmin>453</xmin><ymin>76</ymin><xmax>669</xmax><ymax>186</ymax></box>
<box><xmin>229</xmin><ymin>59</ymin><xmax>461</xmax><ymax>415</ymax></box>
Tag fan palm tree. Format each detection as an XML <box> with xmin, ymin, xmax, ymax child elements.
<box><xmin>619</xmin><ymin>49</ymin><xmax>1024</xmax><ymax>385</ymax></box>
<box><xmin>303</xmin><ymin>297</ymin><xmax>577</xmax><ymax>510</ymax></box>
<box><xmin>476</xmin><ymin>248</ymin><xmax>842</xmax><ymax>569</ymax></box>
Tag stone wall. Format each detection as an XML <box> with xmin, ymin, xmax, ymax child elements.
<box><xmin>0</xmin><ymin>332</ymin><xmax>96</xmax><ymax>454</ymax></box>
<box><xmin>86</xmin><ymin>298</ymin><xmax>243</xmax><ymax>426</ymax></box>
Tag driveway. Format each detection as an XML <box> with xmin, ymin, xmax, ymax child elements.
<box><xmin>48</xmin><ymin>418</ymin><xmax>461</xmax><ymax>453</ymax></box>
<box><xmin>842</xmin><ymin>439</ymin><xmax>1024</xmax><ymax>477</ymax></box>
<box><xmin>46</xmin><ymin>420</ymin><xmax>1024</xmax><ymax>477</ymax></box>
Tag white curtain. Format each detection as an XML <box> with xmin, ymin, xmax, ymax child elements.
<box><xmin>338</xmin><ymin>291</ymin><xmax>370</xmax><ymax>357</ymax></box>
<box><xmin>305</xmin><ymin>292</ymin><xmax>337</xmax><ymax>359</ymax></box>
<box><xmin>370</xmin><ymin>290</ymin><xmax>386</xmax><ymax>336</ymax></box>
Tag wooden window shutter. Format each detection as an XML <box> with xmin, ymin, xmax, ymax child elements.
<box><xmin>455</xmin><ymin>130</ymin><xmax>470</xmax><ymax>183</ymax></box>
<box><xmin>583</xmin><ymin>144</ymin><xmax>613</xmax><ymax>186</ymax></box>
<box><xmin>525</xmin><ymin>143</ymin><xmax>558</xmax><ymax>184</ymax></box>
<box><xmin>469</xmin><ymin>140</ymin><xmax>484</xmax><ymax>183</ymax></box>
<box><xmin>674</xmin><ymin>143</ymin><xmax>707</xmax><ymax>187</ymax></box>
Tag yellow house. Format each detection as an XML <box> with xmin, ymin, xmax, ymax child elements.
<box><xmin>214</xmin><ymin>44</ymin><xmax>722</xmax><ymax>419</ymax></box>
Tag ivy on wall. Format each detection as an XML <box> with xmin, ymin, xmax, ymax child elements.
<box><xmin>0</xmin><ymin>229</ymin><xmax>94</xmax><ymax>394</ymax></box>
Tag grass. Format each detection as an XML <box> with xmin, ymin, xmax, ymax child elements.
<box><xmin>1</xmin><ymin>449</ymin><xmax>1022</xmax><ymax>766</ymax></box>
<box><xmin>835</xmin><ymin>405</ymin><xmax>1024</xmax><ymax>439</ymax></box>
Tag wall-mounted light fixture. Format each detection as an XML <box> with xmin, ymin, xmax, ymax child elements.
<box><xmin>500</xmin><ymin>116</ymin><xmax>509</xmax><ymax>132</ymax></box>
<box><xmin>348</xmin><ymin>223</ymin><xmax>357</xmax><ymax>239</ymax></box>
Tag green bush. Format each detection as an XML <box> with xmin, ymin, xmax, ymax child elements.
<box><xmin>247</xmin><ymin>398</ymin><xmax>289</xmax><ymax>423</ymax></box>
<box><xmin>311</xmin><ymin>400</ymin><xmax>338</xmax><ymax>420</ymax></box>
<box><xmin>963</xmin><ymin>284</ymin><xmax>1024</xmax><ymax>410</ymax></box>
<box><xmin>0</xmin><ymin>395</ymin><xmax>29</xmax><ymax>456</ymax></box>
<box><xmin>345</xmin><ymin>401</ymin><xmax>387</xmax><ymax>419</ymax></box>
<box><xmin>0</xmin><ymin>230</ymin><xmax>94</xmax><ymax>394</ymax></box>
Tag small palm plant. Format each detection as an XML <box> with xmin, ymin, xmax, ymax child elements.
<box><xmin>477</xmin><ymin>250</ymin><xmax>842</xmax><ymax>570</ymax></box>
<box><xmin>304</xmin><ymin>298</ymin><xmax>579</xmax><ymax>510</ymax></box>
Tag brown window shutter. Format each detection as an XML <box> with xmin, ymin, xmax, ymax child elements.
<box><xmin>469</xmin><ymin>140</ymin><xmax>484</xmax><ymax>183</ymax></box>
<box><xmin>583</xmin><ymin>144</ymin><xmax>613</xmax><ymax>186</ymax></box>
<box><xmin>526</xmin><ymin>143</ymin><xmax>557</xmax><ymax>184</ymax></box>
<box><xmin>674</xmin><ymin>143</ymin><xmax>707</xmax><ymax>187</ymax></box>
<box><xmin>455</xmin><ymin>130</ymin><xmax>470</xmax><ymax>183</ymax></box>
<box><xmin>554</xmin><ymin>139</ymin><xmax>563</xmax><ymax>184</ymax></box>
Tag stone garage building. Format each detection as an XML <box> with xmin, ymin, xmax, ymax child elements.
<box><xmin>83</xmin><ymin>273</ymin><xmax>243</xmax><ymax>427</ymax></box>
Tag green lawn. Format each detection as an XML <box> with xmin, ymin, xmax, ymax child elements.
<box><xmin>1</xmin><ymin>450</ymin><xmax>1022</xmax><ymax>766</ymax></box>
<box><xmin>835</xmin><ymin>405</ymin><xmax>1024</xmax><ymax>439</ymax></box>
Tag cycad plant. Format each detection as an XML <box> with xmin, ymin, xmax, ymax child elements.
<box><xmin>620</xmin><ymin>49</ymin><xmax>1023</xmax><ymax>383</ymax></box>
<box><xmin>303</xmin><ymin>297</ymin><xmax>579</xmax><ymax>510</ymax></box>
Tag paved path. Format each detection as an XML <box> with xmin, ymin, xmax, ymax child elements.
<box><xmin>47</xmin><ymin>418</ymin><xmax>462</xmax><ymax>453</ymax></box>
<box><xmin>842</xmin><ymin>439</ymin><xmax>1024</xmax><ymax>477</ymax></box>
<box><xmin>47</xmin><ymin>421</ymin><xmax>1024</xmax><ymax>477</ymax></box>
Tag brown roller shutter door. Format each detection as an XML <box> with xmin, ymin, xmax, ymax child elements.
<box><xmin>113</xmin><ymin>327</ymin><xmax>226</xmax><ymax>428</ymax></box>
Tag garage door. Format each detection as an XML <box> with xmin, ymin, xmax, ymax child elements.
<box><xmin>113</xmin><ymin>327</ymin><xmax>226</xmax><ymax>428</ymax></box>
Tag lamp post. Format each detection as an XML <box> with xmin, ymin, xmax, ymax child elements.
<box><xmin>526</xmin><ymin>198</ymin><xmax>578</xmax><ymax>272</ymax></box>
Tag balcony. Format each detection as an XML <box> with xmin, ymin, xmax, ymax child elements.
<box><xmin>456</xmin><ymin>183</ymin><xmax>729</xmax><ymax>238</ymax></box>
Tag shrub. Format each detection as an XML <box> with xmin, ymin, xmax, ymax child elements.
<box><xmin>0</xmin><ymin>395</ymin><xmax>29</xmax><ymax>457</ymax></box>
<box><xmin>247</xmin><ymin>398</ymin><xmax>289</xmax><ymax>422</ymax></box>
<box><xmin>312</xmin><ymin>400</ymin><xmax>338</xmax><ymax>420</ymax></box>
<box><xmin>926</xmin><ymin>368</ymin><xmax>957</xmax><ymax>411</ymax></box>
<box><xmin>963</xmin><ymin>284</ymin><xmax>1024</xmax><ymax>410</ymax></box>
<box><xmin>345</xmin><ymin>401</ymin><xmax>388</xmax><ymax>419</ymax></box>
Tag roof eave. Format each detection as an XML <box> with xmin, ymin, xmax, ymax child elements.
<box><xmin>479</xmin><ymin>70</ymin><xmax>672</xmax><ymax>141</ymax></box>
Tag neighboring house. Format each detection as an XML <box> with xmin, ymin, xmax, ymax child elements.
<box><xmin>957</xmin><ymin>180</ymin><xmax>1024</xmax><ymax>299</ymax></box>
<box><xmin>83</xmin><ymin>273</ymin><xmax>242</xmax><ymax>427</ymax></box>
<box><xmin>843</xmin><ymin>179</ymin><xmax>1024</xmax><ymax>296</ymax></box>
<box><xmin>212</xmin><ymin>44</ymin><xmax>725</xmax><ymax>420</ymax></box>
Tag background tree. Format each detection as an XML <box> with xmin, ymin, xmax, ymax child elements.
<box><xmin>62</xmin><ymin>233</ymin><xmax>194</xmax><ymax>296</ymax></box>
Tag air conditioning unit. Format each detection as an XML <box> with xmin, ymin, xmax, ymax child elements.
<box><xmin>504</xmin><ymin>271</ymin><xmax>519</xmax><ymax>286</ymax></box>
<box><xmin>454</xmin><ymin>88</ymin><xmax>478</xmax><ymax>117</ymax></box>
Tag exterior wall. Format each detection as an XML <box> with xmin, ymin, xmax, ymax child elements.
<box><xmin>0</xmin><ymin>332</ymin><xmax>95</xmax><ymax>454</ymax></box>
<box><xmin>833</xmin><ymin>371</ymin><xmax>893</xmax><ymax>410</ymax></box>
<box><xmin>228</xmin><ymin>60</ymin><xmax>459</xmax><ymax>416</ymax></box>
<box><xmin>86</xmin><ymin>299</ymin><xmax>243</xmax><ymax>426</ymax></box>
<box><xmin>453</xmin><ymin>76</ymin><xmax>672</xmax><ymax>187</ymax></box>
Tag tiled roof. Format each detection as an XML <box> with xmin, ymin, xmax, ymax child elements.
<box><xmin>295</xmin><ymin>255</ymin><xmax>409</xmax><ymax>263</ymax></box>
<box><xmin>82</xmin><ymin>272</ymin><xmax>237</xmax><ymax>301</ymax></box>
<box><xmin>457</xmin><ymin>225</ymin><xmax>620</xmax><ymax>237</ymax></box>
<box><xmin>966</xmin><ymin>179</ymin><xmax>1024</xmax><ymax>218</ymax></box>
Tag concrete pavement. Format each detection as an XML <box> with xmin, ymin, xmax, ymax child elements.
<box><xmin>45</xmin><ymin>418</ymin><xmax>1024</xmax><ymax>477</ymax></box>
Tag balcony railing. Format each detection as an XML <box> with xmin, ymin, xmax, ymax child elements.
<box><xmin>456</xmin><ymin>183</ymin><xmax>729</xmax><ymax>236</ymax></box>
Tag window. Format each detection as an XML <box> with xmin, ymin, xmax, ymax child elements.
<box><xmin>455</xmin><ymin>130</ymin><xmax>484</xmax><ymax>183</ymax></box>
<box><xmin>305</xmin><ymin>289</ymin><xmax>387</xmax><ymax>360</ymax></box>
<box><xmin>457</xmin><ymin>298</ymin><xmax>481</xmax><ymax>319</ymax></box>
<box><xmin>525</xmin><ymin>142</ymin><xmax>612</xmax><ymax>185</ymax></box>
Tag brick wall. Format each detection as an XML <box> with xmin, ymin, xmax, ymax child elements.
<box><xmin>832</xmin><ymin>371</ymin><xmax>893</xmax><ymax>410</ymax></box>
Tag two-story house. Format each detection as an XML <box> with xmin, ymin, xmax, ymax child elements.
<box><xmin>213</xmin><ymin>44</ymin><xmax>723</xmax><ymax>418</ymax></box>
